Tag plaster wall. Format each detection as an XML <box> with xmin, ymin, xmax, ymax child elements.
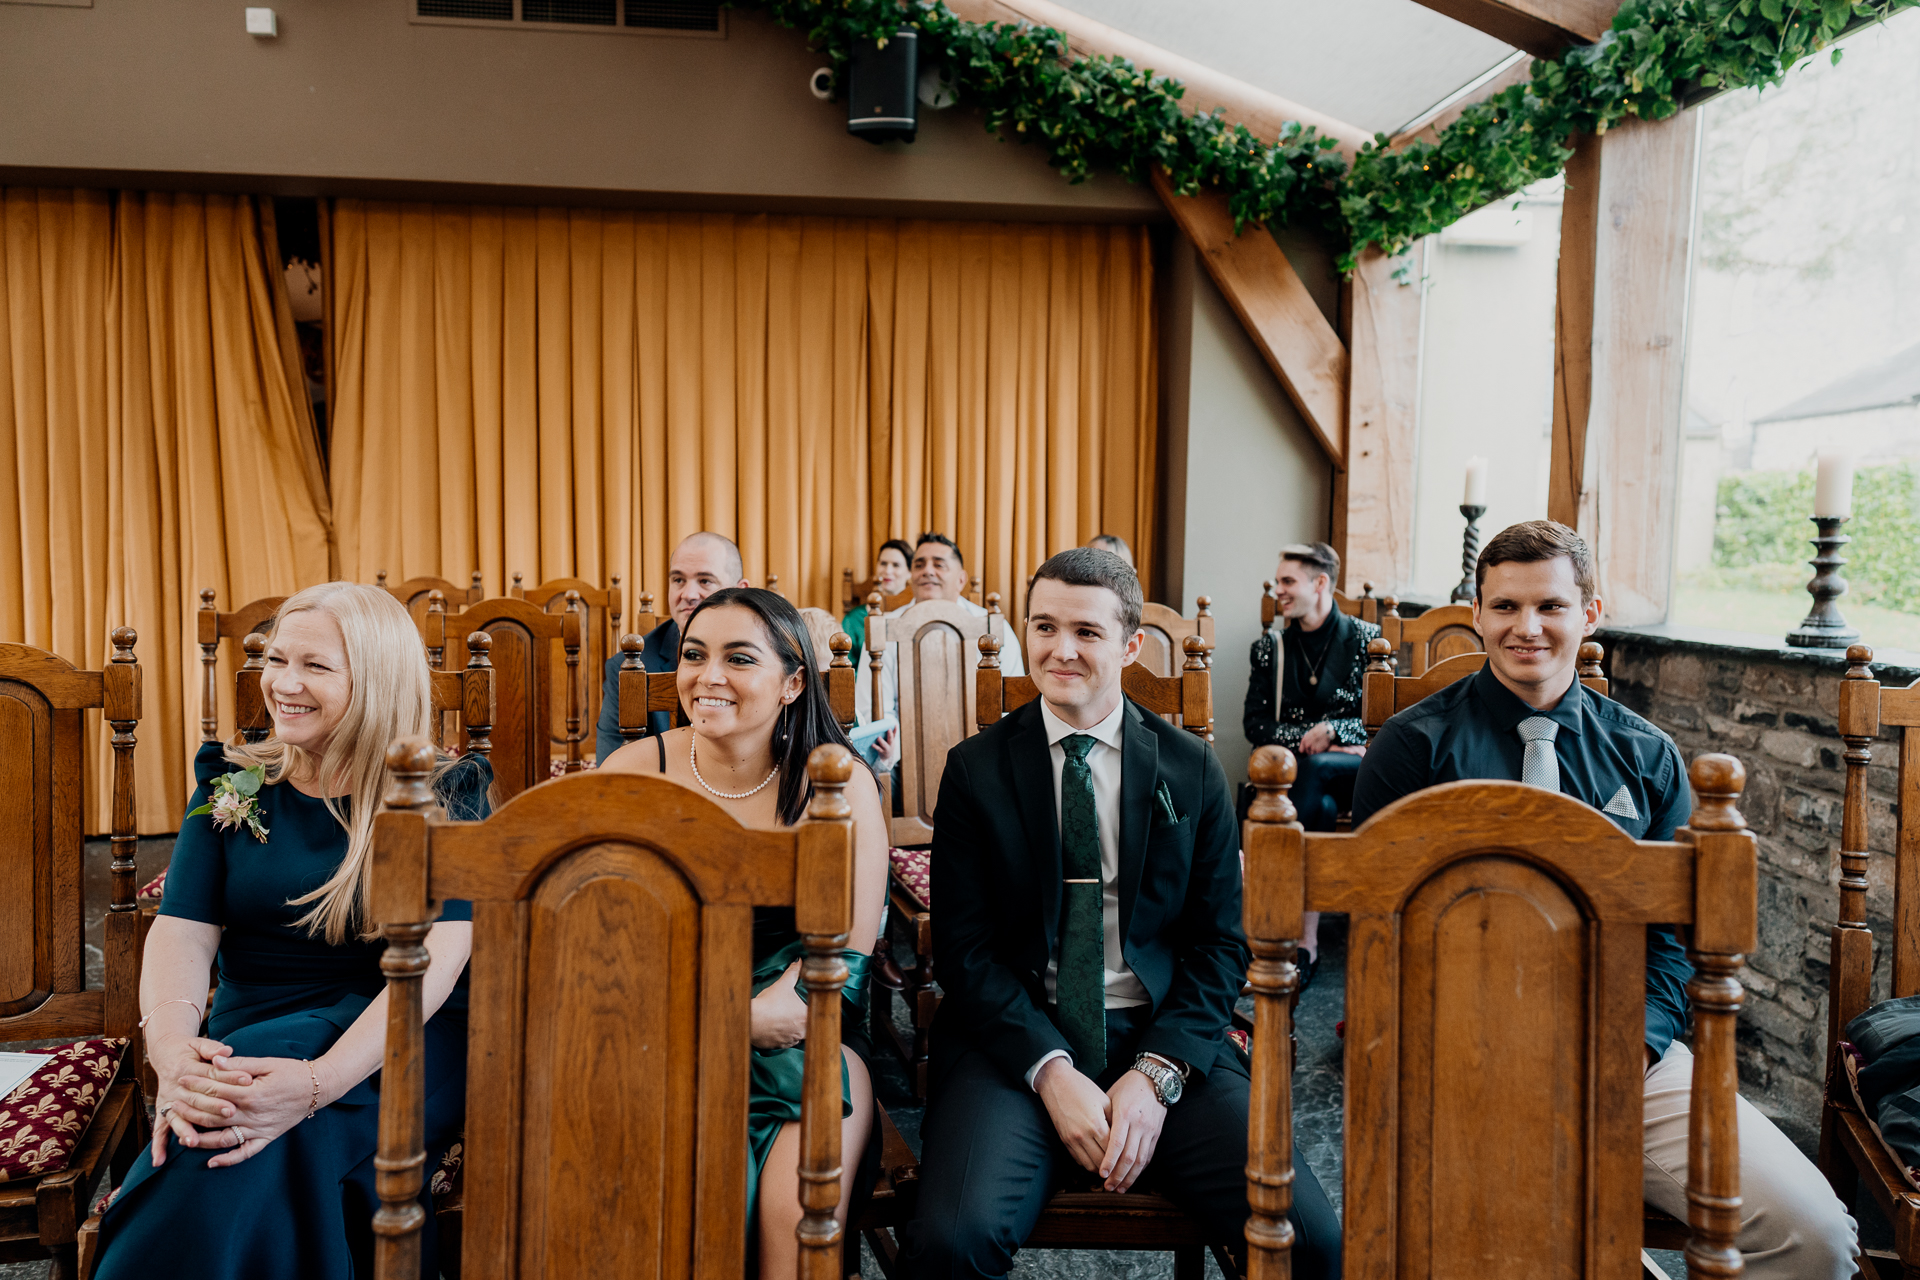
<box><xmin>0</xmin><ymin>0</ymin><xmax>1160</xmax><ymax>221</ymax></box>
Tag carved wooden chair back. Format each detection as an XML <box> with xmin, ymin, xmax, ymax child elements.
<box><xmin>977</xmin><ymin>633</ymin><xmax>1214</xmax><ymax>742</ymax></box>
<box><xmin>1261</xmin><ymin>582</ymin><xmax>1381</xmax><ymax>630</ymax></box>
<box><xmin>843</xmin><ymin>569</ymin><xmax>911</xmax><ymax>618</ymax></box>
<box><xmin>866</xmin><ymin>597</ymin><xmax>996</xmax><ymax>846</ymax></box>
<box><xmin>611</xmin><ymin>632</ymin><xmax>859</xmax><ymax>754</ymax></box>
<box><xmin>1239</xmin><ymin>744</ymin><xmax>1755</xmax><ymax>1279</ymax></box>
<box><xmin>369</xmin><ymin>739</ymin><xmax>858</xmax><ymax>1280</ymax></box>
<box><xmin>1137</xmin><ymin>598</ymin><xmax>1215</xmax><ymax>679</ymax></box>
<box><xmin>0</xmin><ymin>632</ymin><xmax>147</xmax><ymax>1275</ymax></box>
<box><xmin>1822</xmin><ymin>645</ymin><xmax>1920</xmax><ymax>1257</ymax></box>
<box><xmin>197</xmin><ymin>588</ymin><xmax>286</xmax><ymax>743</ymax></box>
<box><xmin>1379</xmin><ymin>601</ymin><xmax>1484</xmax><ymax>676</ymax></box>
<box><xmin>426</xmin><ymin>594</ymin><xmax>583</xmax><ymax>800</ymax></box>
<box><xmin>1362</xmin><ymin>640</ymin><xmax>1610</xmax><ymax>739</ymax></box>
<box><xmin>375</xmin><ymin>571</ymin><xmax>485</xmax><ymax>632</ymax></box>
<box><xmin>508</xmin><ymin>574</ymin><xmax>624</xmax><ymax>758</ymax></box>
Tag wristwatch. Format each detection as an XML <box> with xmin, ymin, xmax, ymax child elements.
<box><xmin>1131</xmin><ymin>1054</ymin><xmax>1184</xmax><ymax>1106</ymax></box>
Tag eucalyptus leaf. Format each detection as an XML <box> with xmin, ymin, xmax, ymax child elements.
<box><xmin>232</xmin><ymin>767</ymin><xmax>262</xmax><ymax>797</ymax></box>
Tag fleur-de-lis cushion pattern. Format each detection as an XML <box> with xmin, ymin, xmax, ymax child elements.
<box><xmin>888</xmin><ymin>847</ymin><xmax>931</xmax><ymax>911</ymax></box>
<box><xmin>0</xmin><ymin>1037</ymin><xmax>127</xmax><ymax>1183</ymax></box>
<box><xmin>137</xmin><ymin>869</ymin><xmax>168</xmax><ymax>907</ymax></box>
<box><xmin>429</xmin><ymin>1141</ymin><xmax>464</xmax><ymax>1198</ymax></box>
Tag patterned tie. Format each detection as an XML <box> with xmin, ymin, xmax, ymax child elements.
<box><xmin>1518</xmin><ymin>716</ymin><xmax>1561</xmax><ymax>792</ymax></box>
<box><xmin>1057</xmin><ymin>734</ymin><xmax>1106</xmax><ymax>1075</ymax></box>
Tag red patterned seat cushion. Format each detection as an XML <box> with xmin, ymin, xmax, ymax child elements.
<box><xmin>889</xmin><ymin>847</ymin><xmax>931</xmax><ymax>911</ymax></box>
<box><xmin>137</xmin><ymin>869</ymin><xmax>167</xmax><ymax>907</ymax></box>
<box><xmin>0</xmin><ymin>1038</ymin><xmax>128</xmax><ymax>1183</ymax></box>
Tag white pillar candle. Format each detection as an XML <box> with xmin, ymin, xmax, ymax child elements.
<box><xmin>1814</xmin><ymin>451</ymin><xmax>1855</xmax><ymax>518</ymax></box>
<box><xmin>1463</xmin><ymin>455</ymin><xmax>1488</xmax><ymax>508</ymax></box>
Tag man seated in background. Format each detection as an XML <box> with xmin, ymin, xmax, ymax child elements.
<box><xmin>855</xmin><ymin>532</ymin><xmax>1023</xmax><ymax>771</ymax></box>
<box><xmin>1240</xmin><ymin>541</ymin><xmax>1373</xmax><ymax>982</ymax></box>
<box><xmin>1084</xmin><ymin>533</ymin><xmax>1133</xmax><ymax>567</ymax></box>
<box><xmin>591</xmin><ymin>531</ymin><xmax>749</xmax><ymax>763</ymax></box>
<box><xmin>1351</xmin><ymin>519</ymin><xmax>1857</xmax><ymax>1280</ymax></box>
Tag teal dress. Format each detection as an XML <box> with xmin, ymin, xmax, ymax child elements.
<box><xmin>95</xmin><ymin>741</ymin><xmax>489</xmax><ymax>1280</ymax></box>
<box><xmin>841</xmin><ymin>603</ymin><xmax>871</xmax><ymax>669</ymax></box>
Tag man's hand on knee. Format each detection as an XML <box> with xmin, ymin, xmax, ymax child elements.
<box><xmin>1035</xmin><ymin>1057</ymin><xmax>1111</xmax><ymax>1173</ymax></box>
<box><xmin>1299</xmin><ymin>723</ymin><xmax>1333</xmax><ymax>755</ymax></box>
<box><xmin>1099</xmin><ymin>1070</ymin><xmax>1166</xmax><ymax>1193</ymax></box>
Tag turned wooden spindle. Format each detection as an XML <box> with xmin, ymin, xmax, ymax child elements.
<box><xmin>609</xmin><ymin>573</ymin><xmax>622</xmax><ymax>633</ymax></box>
<box><xmin>424</xmin><ymin>591</ymin><xmax>447</xmax><ymax>669</ymax></box>
<box><xmin>463</xmin><ymin>631</ymin><xmax>494</xmax><ymax>763</ymax></box>
<box><xmin>976</xmin><ymin>631</ymin><xmax>1005</xmax><ymax>731</ymax></box>
<box><xmin>796</xmin><ymin>744</ymin><xmax>855</xmax><ymax>1280</ymax></box>
<box><xmin>510</xmin><ymin>570</ymin><xmax>525</xmax><ymax>597</ymax></box>
<box><xmin>1242</xmin><ymin>745</ymin><xmax>1301</xmax><ymax>1280</ymax></box>
<box><xmin>371</xmin><ymin>738</ymin><xmax>438</xmax><ymax>1276</ymax></box>
<box><xmin>239</xmin><ymin>632</ymin><xmax>271</xmax><ymax>743</ymax></box>
<box><xmin>867</xmin><ymin>592</ymin><xmax>887</xmax><ymax>725</ymax></box>
<box><xmin>376</xmin><ymin>570</ymin><xmax>389</xmax><ymax>589</ymax></box>
<box><xmin>1363</xmin><ymin>638</ymin><xmax>1397</xmax><ymax>745</ymax></box>
<box><xmin>1832</xmin><ymin>645</ymin><xmax>1879</xmax><ymax>1036</ymax></box>
<box><xmin>1181</xmin><ymin>634</ymin><xmax>1214</xmax><ymax>743</ymax></box>
<box><xmin>616</xmin><ymin>633</ymin><xmax>649</xmax><ymax>745</ymax></box>
<box><xmin>104</xmin><ymin>626</ymin><xmax>143</xmax><ymax>1040</ymax></box>
<box><xmin>198</xmin><ymin>587</ymin><xmax>220</xmax><ymax>743</ymax></box>
<box><xmin>828</xmin><ymin>629</ymin><xmax>853</xmax><ymax>669</ymax></box>
<box><xmin>768</xmin><ymin>573</ymin><xmax>782</xmax><ymax>598</ymax></box>
<box><xmin>1682</xmin><ymin>753</ymin><xmax>1756</xmax><ymax>1280</ymax></box>
<box><xmin>469</xmin><ymin>570</ymin><xmax>484</xmax><ymax>602</ymax></box>
<box><xmin>638</xmin><ymin>590</ymin><xmax>656</xmax><ymax>619</ymax></box>
<box><xmin>1577</xmin><ymin>641</ymin><xmax>1605</xmax><ymax>682</ymax></box>
<box><xmin>562</xmin><ymin>590</ymin><xmax>584</xmax><ymax>772</ymax></box>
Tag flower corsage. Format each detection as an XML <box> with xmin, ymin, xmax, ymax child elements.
<box><xmin>186</xmin><ymin>764</ymin><xmax>270</xmax><ymax>842</ymax></box>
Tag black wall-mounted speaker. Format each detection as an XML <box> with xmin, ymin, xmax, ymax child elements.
<box><xmin>847</xmin><ymin>30</ymin><xmax>918</xmax><ymax>144</ymax></box>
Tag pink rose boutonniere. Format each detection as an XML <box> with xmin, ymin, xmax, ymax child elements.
<box><xmin>186</xmin><ymin>764</ymin><xmax>269</xmax><ymax>842</ymax></box>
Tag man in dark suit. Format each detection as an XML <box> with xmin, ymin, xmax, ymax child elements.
<box><xmin>591</xmin><ymin>531</ymin><xmax>748</xmax><ymax>762</ymax></box>
<box><xmin>898</xmin><ymin>548</ymin><xmax>1340</xmax><ymax>1280</ymax></box>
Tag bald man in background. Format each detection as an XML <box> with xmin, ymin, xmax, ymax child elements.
<box><xmin>592</xmin><ymin>532</ymin><xmax>749</xmax><ymax>762</ymax></box>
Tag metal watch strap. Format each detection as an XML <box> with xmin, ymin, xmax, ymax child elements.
<box><xmin>1131</xmin><ymin>1054</ymin><xmax>1178</xmax><ymax>1106</ymax></box>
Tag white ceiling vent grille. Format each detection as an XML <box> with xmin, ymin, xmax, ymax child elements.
<box><xmin>413</xmin><ymin>0</ymin><xmax>720</xmax><ymax>35</ymax></box>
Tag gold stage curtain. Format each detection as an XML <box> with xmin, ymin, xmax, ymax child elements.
<box><xmin>327</xmin><ymin>206</ymin><xmax>1156</xmax><ymax>628</ymax></box>
<box><xmin>1</xmin><ymin>189</ymin><xmax>332</xmax><ymax>832</ymax></box>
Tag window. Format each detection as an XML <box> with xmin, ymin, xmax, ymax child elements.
<box><xmin>412</xmin><ymin>0</ymin><xmax>721</xmax><ymax>35</ymax></box>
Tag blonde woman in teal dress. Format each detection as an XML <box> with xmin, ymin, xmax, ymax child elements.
<box><xmin>96</xmin><ymin>583</ymin><xmax>488</xmax><ymax>1280</ymax></box>
<box><xmin>602</xmin><ymin>586</ymin><xmax>888</xmax><ymax>1277</ymax></box>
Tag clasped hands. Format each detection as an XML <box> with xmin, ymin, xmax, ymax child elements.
<box><xmin>1034</xmin><ymin>1056</ymin><xmax>1165</xmax><ymax>1193</ymax></box>
<box><xmin>1297</xmin><ymin>722</ymin><xmax>1365</xmax><ymax>757</ymax></box>
<box><xmin>148</xmin><ymin>1030</ymin><xmax>336</xmax><ymax>1169</ymax></box>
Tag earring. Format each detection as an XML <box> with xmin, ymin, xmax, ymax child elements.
<box><xmin>774</xmin><ymin>702</ymin><xmax>791</xmax><ymax>754</ymax></box>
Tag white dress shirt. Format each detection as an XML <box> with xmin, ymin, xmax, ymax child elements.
<box><xmin>854</xmin><ymin>595</ymin><xmax>1025</xmax><ymax>727</ymax></box>
<box><xmin>1027</xmin><ymin>697</ymin><xmax>1149</xmax><ymax>1088</ymax></box>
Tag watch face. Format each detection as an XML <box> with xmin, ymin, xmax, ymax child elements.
<box><xmin>1162</xmin><ymin>1072</ymin><xmax>1183</xmax><ymax>1105</ymax></box>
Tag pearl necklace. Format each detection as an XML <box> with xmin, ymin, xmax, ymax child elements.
<box><xmin>689</xmin><ymin>737</ymin><xmax>780</xmax><ymax>801</ymax></box>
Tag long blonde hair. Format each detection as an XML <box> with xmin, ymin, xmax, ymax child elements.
<box><xmin>225</xmin><ymin>582</ymin><xmax>435</xmax><ymax>944</ymax></box>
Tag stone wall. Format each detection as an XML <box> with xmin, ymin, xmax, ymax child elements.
<box><xmin>1602</xmin><ymin>627</ymin><xmax>1920</xmax><ymax>1128</ymax></box>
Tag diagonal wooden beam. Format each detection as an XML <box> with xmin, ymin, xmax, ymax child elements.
<box><xmin>1389</xmin><ymin>53</ymin><xmax>1535</xmax><ymax>150</ymax></box>
<box><xmin>944</xmin><ymin>0</ymin><xmax>1373</xmax><ymax>159</ymax></box>
<box><xmin>1405</xmin><ymin>0</ymin><xmax>1620</xmax><ymax>59</ymax></box>
<box><xmin>1151</xmin><ymin>168</ymin><xmax>1348</xmax><ymax>468</ymax></box>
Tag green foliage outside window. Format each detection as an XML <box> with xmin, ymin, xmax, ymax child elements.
<box><xmin>1713</xmin><ymin>462</ymin><xmax>1920</xmax><ymax>613</ymax></box>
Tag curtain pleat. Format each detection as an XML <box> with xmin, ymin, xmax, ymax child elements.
<box><xmin>2</xmin><ymin>188</ymin><xmax>333</xmax><ymax>833</ymax></box>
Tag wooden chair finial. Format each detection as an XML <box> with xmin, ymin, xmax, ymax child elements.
<box><xmin>1846</xmin><ymin>643</ymin><xmax>1874</xmax><ymax>678</ymax></box>
<box><xmin>512</xmin><ymin>571</ymin><xmax>524</xmax><ymax>592</ymax></box>
<box><xmin>376</xmin><ymin>570</ymin><xmax>389</xmax><ymax>588</ymax></box>
<box><xmin>1247</xmin><ymin>745</ymin><xmax>1298</xmax><ymax>826</ymax></box>
<box><xmin>1383</xmin><ymin>596</ymin><xmax>1401</xmax><ymax>620</ymax></box>
<box><xmin>466</xmin><ymin>630</ymin><xmax>492</xmax><ymax>661</ymax></box>
<box><xmin>868</xmin><ymin>590</ymin><xmax>884</xmax><ymax>612</ymax></box>
<box><xmin>619</xmin><ymin>633</ymin><xmax>645</xmax><ymax>664</ymax></box>
<box><xmin>805</xmin><ymin>743</ymin><xmax>855</xmax><ymax>820</ymax></box>
<box><xmin>1195</xmin><ymin>595</ymin><xmax>1212</xmax><ymax>617</ymax></box>
<box><xmin>1361</xmin><ymin>581</ymin><xmax>1374</xmax><ymax>598</ymax></box>
<box><xmin>768</xmin><ymin>573</ymin><xmax>782</xmax><ymax>597</ymax></box>
<box><xmin>383</xmin><ymin>736</ymin><xmax>439</xmax><ymax>810</ymax></box>
<box><xmin>1365</xmin><ymin>637</ymin><xmax>1394</xmax><ymax>676</ymax></box>
<box><xmin>639</xmin><ymin>590</ymin><xmax>656</xmax><ymax>616</ymax></box>
<box><xmin>1577</xmin><ymin>641</ymin><xmax>1605</xmax><ymax>680</ymax></box>
<box><xmin>110</xmin><ymin>626</ymin><xmax>138</xmax><ymax>661</ymax></box>
<box><xmin>242</xmin><ymin>631</ymin><xmax>267</xmax><ymax>662</ymax></box>
<box><xmin>470</xmin><ymin>570</ymin><xmax>484</xmax><ymax>594</ymax></box>
<box><xmin>828</xmin><ymin>630</ymin><xmax>853</xmax><ymax>669</ymax></box>
<box><xmin>1687</xmin><ymin>754</ymin><xmax>1748</xmax><ymax>832</ymax></box>
<box><xmin>1182</xmin><ymin>634</ymin><xmax>1207</xmax><ymax>672</ymax></box>
<box><xmin>978</xmin><ymin>630</ymin><xmax>1002</xmax><ymax>669</ymax></box>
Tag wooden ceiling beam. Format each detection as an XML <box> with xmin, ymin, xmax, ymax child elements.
<box><xmin>1404</xmin><ymin>0</ymin><xmax>1620</xmax><ymax>60</ymax></box>
<box><xmin>943</xmin><ymin>0</ymin><xmax>1373</xmax><ymax>159</ymax></box>
<box><xmin>1388</xmin><ymin>53</ymin><xmax>1535</xmax><ymax>151</ymax></box>
<box><xmin>1151</xmin><ymin>168</ymin><xmax>1349</xmax><ymax>468</ymax></box>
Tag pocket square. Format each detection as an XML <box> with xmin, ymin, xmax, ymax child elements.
<box><xmin>1153</xmin><ymin>780</ymin><xmax>1184</xmax><ymax>827</ymax></box>
<box><xmin>1601</xmin><ymin>785</ymin><xmax>1639</xmax><ymax>820</ymax></box>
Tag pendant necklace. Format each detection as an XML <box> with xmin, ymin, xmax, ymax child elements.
<box><xmin>690</xmin><ymin>738</ymin><xmax>780</xmax><ymax>800</ymax></box>
<box><xmin>1298</xmin><ymin>626</ymin><xmax>1332</xmax><ymax>688</ymax></box>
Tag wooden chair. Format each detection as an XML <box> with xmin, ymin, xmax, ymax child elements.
<box><xmin>1138</xmin><ymin>597</ymin><xmax>1215</xmax><ymax>679</ymax></box>
<box><xmin>978</xmin><ymin>632</ymin><xmax>1214</xmax><ymax>741</ymax></box>
<box><xmin>197</xmin><ymin>588</ymin><xmax>286</xmax><ymax>743</ymax></box>
<box><xmin>609</xmin><ymin>630</ymin><xmax>859</xmax><ymax>748</ymax></box>
<box><xmin>1362</xmin><ymin>639</ymin><xmax>1610</xmax><ymax>738</ymax></box>
<box><xmin>1821</xmin><ymin>645</ymin><xmax>1920</xmax><ymax>1277</ymax></box>
<box><xmin>509</xmin><ymin>573</ymin><xmax>624</xmax><ymax>761</ymax></box>
<box><xmin>0</xmin><ymin>631</ymin><xmax>147</xmax><ymax>1280</ymax></box>
<box><xmin>376</xmin><ymin>570</ymin><xmax>485</xmax><ymax>631</ymax></box>
<box><xmin>1261</xmin><ymin>580</ymin><xmax>1381</xmax><ymax>630</ymax></box>
<box><xmin>426</xmin><ymin>593</ymin><xmax>582</xmax><ymax>801</ymax></box>
<box><xmin>865</xmin><ymin>596</ymin><xmax>999</xmax><ymax>848</ymax></box>
<box><xmin>1379</xmin><ymin>600</ymin><xmax>1483</xmax><ymax>675</ymax></box>
<box><xmin>368</xmin><ymin>737</ymin><xmax>858</xmax><ymax>1280</ymax></box>
<box><xmin>1241</xmin><ymin>743</ymin><xmax>1754</xmax><ymax>1278</ymax></box>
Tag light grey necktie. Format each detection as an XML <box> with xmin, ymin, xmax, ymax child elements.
<box><xmin>1518</xmin><ymin>716</ymin><xmax>1561</xmax><ymax>792</ymax></box>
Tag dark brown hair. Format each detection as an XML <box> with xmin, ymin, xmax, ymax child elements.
<box><xmin>1029</xmin><ymin>547</ymin><xmax>1143</xmax><ymax>635</ymax></box>
<box><xmin>914</xmin><ymin>531</ymin><xmax>963</xmax><ymax>567</ymax></box>
<box><xmin>1475</xmin><ymin>520</ymin><xmax>1596</xmax><ymax>603</ymax></box>
<box><xmin>1277</xmin><ymin>541</ymin><xmax>1340</xmax><ymax>585</ymax></box>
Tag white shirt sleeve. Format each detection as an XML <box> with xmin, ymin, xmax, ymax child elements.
<box><xmin>1026</xmin><ymin>1049</ymin><xmax>1071</xmax><ymax>1091</ymax></box>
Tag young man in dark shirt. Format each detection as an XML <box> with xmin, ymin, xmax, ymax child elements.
<box><xmin>1352</xmin><ymin>519</ymin><xmax>1855</xmax><ymax>1279</ymax></box>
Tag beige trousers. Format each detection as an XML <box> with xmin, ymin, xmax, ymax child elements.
<box><xmin>1642</xmin><ymin>1042</ymin><xmax>1860</xmax><ymax>1278</ymax></box>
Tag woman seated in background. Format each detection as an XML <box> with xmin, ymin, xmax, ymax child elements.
<box><xmin>601</xmin><ymin>587</ymin><xmax>888</xmax><ymax>1277</ymax></box>
<box><xmin>841</xmin><ymin>537</ymin><xmax>914</xmax><ymax>666</ymax></box>
<box><xmin>96</xmin><ymin>583</ymin><xmax>490</xmax><ymax>1280</ymax></box>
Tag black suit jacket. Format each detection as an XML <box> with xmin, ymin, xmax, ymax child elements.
<box><xmin>592</xmin><ymin>618</ymin><xmax>679</xmax><ymax>763</ymax></box>
<box><xmin>927</xmin><ymin>697</ymin><xmax>1247</xmax><ymax>1090</ymax></box>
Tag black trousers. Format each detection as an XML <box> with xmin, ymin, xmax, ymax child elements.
<box><xmin>898</xmin><ymin>1010</ymin><xmax>1341</xmax><ymax>1280</ymax></box>
<box><xmin>1292</xmin><ymin>750</ymin><xmax>1362</xmax><ymax>833</ymax></box>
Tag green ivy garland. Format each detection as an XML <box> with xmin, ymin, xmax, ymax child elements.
<box><xmin>738</xmin><ymin>0</ymin><xmax>1917</xmax><ymax>271</ymax></box>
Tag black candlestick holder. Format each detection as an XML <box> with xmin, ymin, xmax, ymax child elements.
<box><xmin>1451</xmin><ymin>504</ymin><xmax>1486</xmax><ymax>604</ymax></box>
<box><xmin>1785</xmin><ymin>515</ymin><xmax>1862</xmax><ymax>649</ymax></box>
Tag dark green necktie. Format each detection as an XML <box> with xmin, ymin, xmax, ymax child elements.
<box><xmin>1058</xmin><ymin>733</ymin><xmax>1105</xmax><ymax>1074</ymax></box>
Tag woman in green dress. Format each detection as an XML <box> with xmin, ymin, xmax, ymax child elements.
<box><xmin>601</xmin><ymin>586</ymin><xmax>888</xmax><ymax>1278</ymax></box>
<box><xmin>841</xmin><ymin>538</ymin><xmax>913</xmax><ymax>666</ymax></box>
<box><xmin>96</xmin><ymin>582</ymin><xmax>486</xmax><ymax>1280</ymax></box>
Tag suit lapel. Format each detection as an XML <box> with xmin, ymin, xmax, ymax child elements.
<box><xmin>1313</xmin><ymin>609</ymin><xmax>1357</xmax><ymax>707</ymax></box>
<box><xmin>1118</xmin><ymin>700</ymin><xmax>1156</xmax><ymax>945</ymax></box>
<box><xmin>1008</xmin><ymin>702</ymin><xmax>1064</xmax><ymax>951</ymax></box>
